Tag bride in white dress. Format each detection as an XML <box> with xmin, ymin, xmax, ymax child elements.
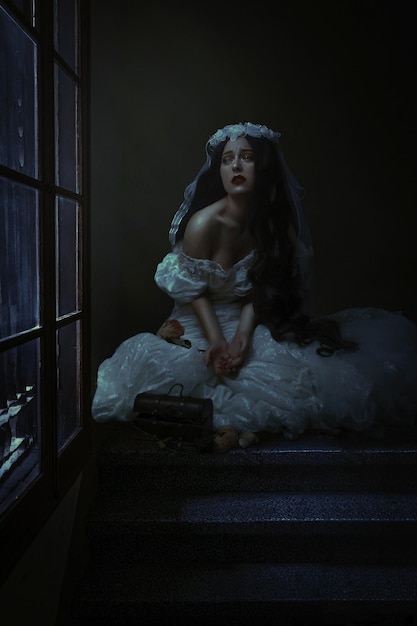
<box><xmin>92</xmin><ymin>122</ymin><xmax>417</xmax><ymax>443</ymax></box>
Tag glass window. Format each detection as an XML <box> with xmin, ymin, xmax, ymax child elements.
<box><xmin>54</xmin><ymin>0</ymin><xmax>78</xmax><ymax>74</ymax></box>
<box><xmin>0</xmin><ymin>0</ymin><xmax>90</xmax><ymax>573</ymax></box>
<box><xmin>56</xmin><ymin>196</ymin><xmax>81</xmax><ymax>318</ymax></box>
<box><xmin>55</xmin><ymin>63</ymin><xmax>80</xmax><ymax>193</ymax></box>
<box><xmin>0</xmin><ymin>339</ymin><xmax>40</xmax><ymax>518</ymax></box>
<box><xmin>0</xmin><ymin>4</ymin><xmax>38</xmax><ymax>178</ymax></box>
<box><xmin>0</xmin><ymin>177</ymin><xmax>39</xmax><ymax>339</ymax></box>
<box><xmin>57</xmin><ymin>321</ymin><xmax>81</xmax><ymax>451</ymax></box>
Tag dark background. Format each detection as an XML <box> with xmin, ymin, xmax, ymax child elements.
<box><xmin>90</xmin><ymin>0</ymin><xmax>417</xmax><ymax>378</ymax></box>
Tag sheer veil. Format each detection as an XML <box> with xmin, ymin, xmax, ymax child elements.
<box><xmin>168</xmin><ymin>121</ymin><xmax>314</xmax><ymax>303</ymax></box>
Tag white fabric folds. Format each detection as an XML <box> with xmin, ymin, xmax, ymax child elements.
<box><xmin>92</xmin><ymin>245</ymin><xmax>417</xmax><ymax>439</ymax></box>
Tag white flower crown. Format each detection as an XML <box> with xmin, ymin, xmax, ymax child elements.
<box><xmin>207</xmin><ymin>122</ymin><xmax>281</xmax><ymax>151</ymax></box>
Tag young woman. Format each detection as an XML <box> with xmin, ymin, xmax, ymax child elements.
<box><xmin>92</xmin><ymin>122</ymin><xmax>417</xmax><ymax>445</ymax></box>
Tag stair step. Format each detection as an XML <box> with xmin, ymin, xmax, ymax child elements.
<box><xmin>86</xmin><ymin>490</ymin><xmax>417</xmax><ymax>565</ymax></box>
<box><xmin>89</xmin><ymin>490</ymin><xmax>417</xmax><ymax>526</ymax></box>
<box><xmin>72</xmin><ymin>423</ymin><xmax>417</xmax><ymax>625</ymax></box>
<box><xmin>72</xmin><ymin>561</ymin><xmax>417</xmax><ymax>624</ymax></box>
<box><xmin>96</xmin><ymin>423</ymin><xmax>417</xmax><ymax>494</ymax></box>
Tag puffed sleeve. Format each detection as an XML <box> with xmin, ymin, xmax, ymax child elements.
<box><xmin>154</xmin><ymin>246</ymin><xmax>209</xmax><ymax>303</ymax></box>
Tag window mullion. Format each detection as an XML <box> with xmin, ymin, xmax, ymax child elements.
<box><xmin>37</xmin><ymin>0</ymin><xmax>58</xmax><ymax>495</ymax></box>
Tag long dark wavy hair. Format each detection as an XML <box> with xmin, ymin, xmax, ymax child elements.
<box><xmin>176</xmin><ymin>135</ymin><xmax>358</xmax><ymax>356</ymax></box>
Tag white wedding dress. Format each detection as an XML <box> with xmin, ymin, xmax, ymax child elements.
<box><xmin>92</xmin><ymin>243</ymin><xmax>417</xmax><ymax>439</ymax></box>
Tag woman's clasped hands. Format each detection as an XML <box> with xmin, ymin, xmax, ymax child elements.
<box><xmin>204</xmin><ymin>331</ymin><xmax>251</xmax><ymax>376</ymax></box>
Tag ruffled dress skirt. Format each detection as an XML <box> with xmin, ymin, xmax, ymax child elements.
<box><xmin>91</xmin><ymin>304</ymin><xmax>417</xmax><ymax>439</ymax></box>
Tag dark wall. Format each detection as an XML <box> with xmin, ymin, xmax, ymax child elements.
<box><xmin>90</xmin><ymin>0</ymin><xmax>417</xmax><ymax>377</ymax></box>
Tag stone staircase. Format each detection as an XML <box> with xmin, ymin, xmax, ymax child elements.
<box><xmin>71</xmin><ymin>422</ymin><xmax>417</xmax><ymax>625</ymax></box>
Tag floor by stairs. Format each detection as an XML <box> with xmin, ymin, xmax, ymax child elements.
<box><xmin>70</xmin><ymin>422</ymin><xmax>417</xmax><ymax>625</ymax></box>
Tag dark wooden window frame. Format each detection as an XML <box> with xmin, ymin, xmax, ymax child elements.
<box><xmin>0</xmin><ymin>0</ymin><xmax>91</xmax><ymax>584</ymax></box>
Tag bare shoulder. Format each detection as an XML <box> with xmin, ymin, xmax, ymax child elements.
<box><xmin>185</xmin><ymin>201</ymin><xmax>223</xmax><ymax>234</ymax></box>
<box><xmin>182</xmin><ymin>202</ymin><xmax>223</xmax><ymax>258</ymax></box>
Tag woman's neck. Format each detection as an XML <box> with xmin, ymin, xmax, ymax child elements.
<box><xmin>224</xmin><ymin>193</ymin><xmax>251</xmax><ymax>228</ymax></box>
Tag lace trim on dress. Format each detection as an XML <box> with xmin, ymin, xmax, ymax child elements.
<box><xmin>177</xmin><ymin>246</ymin><xmax>254</xmax><ymax>280</ymax></box>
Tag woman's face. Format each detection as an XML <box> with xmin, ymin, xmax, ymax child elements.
<box><xmin>220</xmin><ymin>137</ymin><xmax>255</xmax><ymax>197</ymax></box>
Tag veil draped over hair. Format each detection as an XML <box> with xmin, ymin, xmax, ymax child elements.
<box><xmin>168</xmin><ymin>121</ymin><xmax>314</xmax><ymax>304</ymax></box>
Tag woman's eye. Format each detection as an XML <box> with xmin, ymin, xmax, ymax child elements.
<box><xmin>222</xmin><ymin>152</ymin><xmax>253</xmax><ymax>165</ymax></box>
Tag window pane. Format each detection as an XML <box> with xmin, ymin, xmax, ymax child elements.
<box><xmin>54</xmin><ymin>64</ymin><xmax>80</xmax><ymax>193</ymax></box>
<box><xmin>57</xmin><ymin>322</ymin><xmax>80</xmax><ymax>451</ymax></box>
<box><xmin>0</xmin><ymin>177</ymin><xmax>39</xmax><ymax>340</ymax></box>
<box><xmin>54</xmin><ymin>0</ymin><xmax>78</xmax><ymax>74</ymax></box>
<box><xmin>56</xmin><ymin>196</ymin><xmax>80</xmax><ymax>318</ymax></box>
<box><xmin>0</xmin><ymin>339</ymin><xmax>41</xmax><ymax>518</ymax></box>
<box><xmin>0</xmin><ymin>4</ymin><xmax>38</xmax><ymax>178</ymax></box>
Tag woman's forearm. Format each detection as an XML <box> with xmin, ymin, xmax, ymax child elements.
<box><xmin>191</xmin><ymin>294</ymin><xmax>224</xmax><ymax>343</ymax></box>
<box><xmin>236</xmin><ymin>301</ymin><xmax>257</xmax><ymax>337</ymax></box>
